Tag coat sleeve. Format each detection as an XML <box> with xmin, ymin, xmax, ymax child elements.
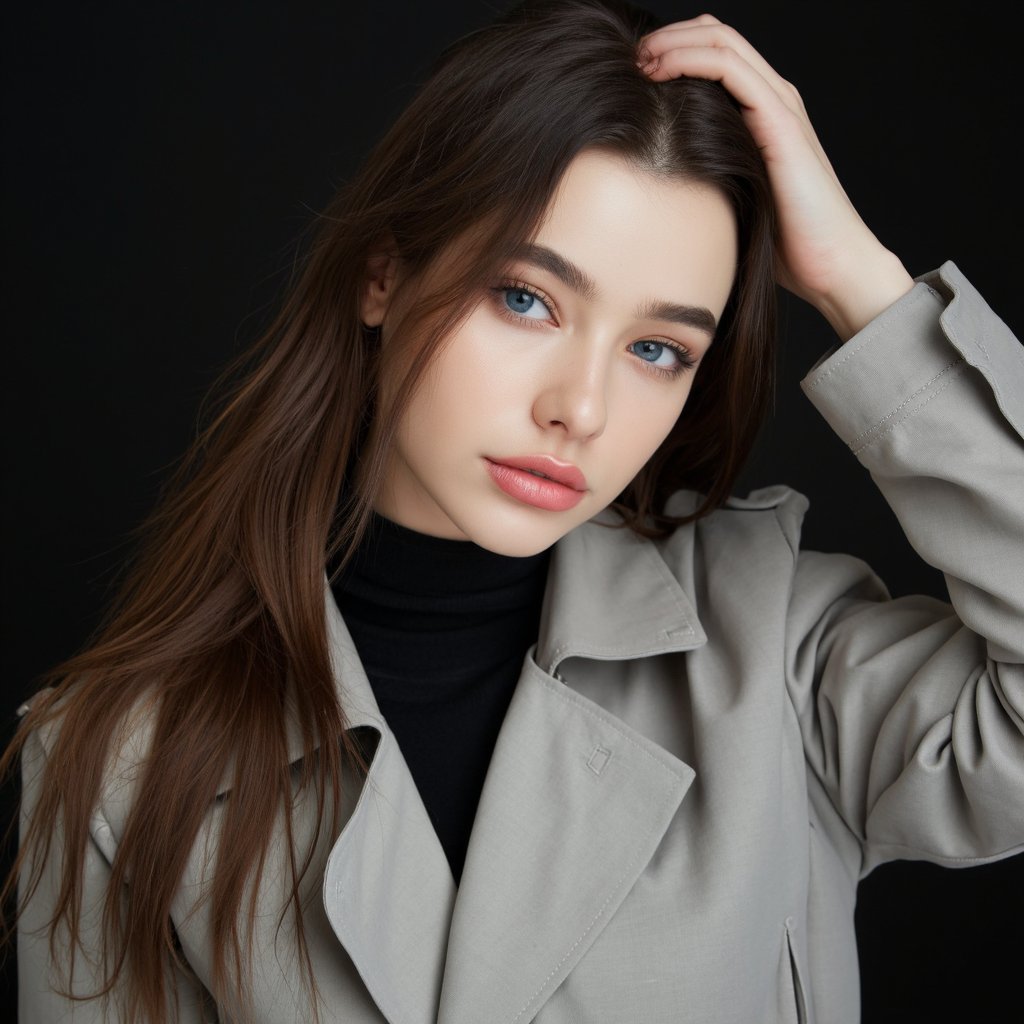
<box><xmin>778</xmin><ymin>261</ymin><xmax>1024</xmax><ymax>878</ymax></box>
<box><xmin>16</xmin><ymin>697</ymin><xmax>218</xmax><ymax>1023</ymax></box>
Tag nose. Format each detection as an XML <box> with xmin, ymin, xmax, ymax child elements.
<box><xmin>531</xmin><ymin>346</ymin><xmax>609</xmax><ymax>441</ymax></box>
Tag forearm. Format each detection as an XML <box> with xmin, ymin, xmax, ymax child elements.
<box><xmin>800</xmin><ymin>259</ymin><xmax>1024</xmax><ymax>655</ymax></box>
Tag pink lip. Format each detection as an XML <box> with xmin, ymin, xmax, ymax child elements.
<box><xmin>484</xmin><ymin>455</ymin><xmax>587</xmax><ymax>512</ymax></box>
<box><xmin>488</xmin><ymin>455</ymin><xmax>587</xmax><ymax>491</ymax></box>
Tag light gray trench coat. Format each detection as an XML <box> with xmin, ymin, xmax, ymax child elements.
<box><xmin>17</xmin><ymin>261</ymin><xmax>1024</xmax><ymax>1023</ymax></box>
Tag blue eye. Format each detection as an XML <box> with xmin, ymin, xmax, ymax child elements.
<box><xmin>629</xmin><ymin>340</ymin><xmax>689</xmax><ymax>371</ymax></box>
<box><xmin>502</xmin><ymin>285</ymin><xmax>551</xmax><ymax>320</ymax></box>
<box><xmin>491</xmin><ymin>280</ymin><xmax>697</xmax><ymax>378</ymax></box>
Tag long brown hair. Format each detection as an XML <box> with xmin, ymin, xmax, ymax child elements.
<box><xmin>2</xmin><ymin>0</ymin><xmax>777</xmax><ymax>1020</ymax></box>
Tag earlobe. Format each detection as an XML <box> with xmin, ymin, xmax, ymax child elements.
<box><xmin>360</xmin><ymin>237</ymin><xmax>403</xmax><ymax>329</ymax></box>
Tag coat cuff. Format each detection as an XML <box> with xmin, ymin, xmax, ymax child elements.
<box><xmin>797</xmin><ymin>260</ymin><xmax>1024</xmax><ymax>454</ymax></box>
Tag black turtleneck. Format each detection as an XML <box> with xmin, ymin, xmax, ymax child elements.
<box><xmin>328</xmin><ymin>512</ymin><xmax>551</xmax><ymax>885</ymax></box>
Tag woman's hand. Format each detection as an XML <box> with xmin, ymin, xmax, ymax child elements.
<box><xmin>636</xmin><ymin>14</ymin><xmax>915</xmax><ymax>341</ymax></box>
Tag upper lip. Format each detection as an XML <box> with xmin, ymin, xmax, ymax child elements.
<box><xmin>488</xmin><ymin>454</ymin><xmax>587</xmax><ymax>491</ymax></box>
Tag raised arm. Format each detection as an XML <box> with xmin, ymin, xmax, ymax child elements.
<box><xmin>639</xmin><ymin>14</ymin><xmax>1024</xmax><ymax>873</ymax></box>
<box><xmin>783</xmin><ymin>263</ymin><xmax>1024</xmax><ymax>872</ymax></box>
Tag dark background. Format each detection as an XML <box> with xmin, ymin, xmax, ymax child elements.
<box><xmin>3</xmin><ymin>1</ymin><xmax>1022</xmax><ymax>1020</ymax></box>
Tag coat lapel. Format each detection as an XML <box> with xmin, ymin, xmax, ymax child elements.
<box><xmin>317</xmin><ymin>505</ymin><xmax>710</xmax><ymax>1024</ymax></box>
<box><xmin>319</xmin><ymin>579</ymin><xmax>458</xmax><ymax>1024</ymax></box>
<box><xmin>436</xmin><ymin>512</ymin><xmax>707</xmax><ymax>1024</ymax></box>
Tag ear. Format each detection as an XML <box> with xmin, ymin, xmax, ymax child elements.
<box><xmin>359</xmin><ymin>234</ymin><xmax>404</xmax><ymax>329</ymax></box>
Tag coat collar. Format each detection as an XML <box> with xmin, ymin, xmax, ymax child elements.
<box><xmin>216</xmin><ymin>500</ymin><xmax>707</xmax><ymax>800</ymax></box>
<box><xmin>318</xmin><ymin>503</ymin><xmax>707</xmax><ymax>1024</ymax></box>
<box><xmin>534</xmin><ymin>503</ymin><xmax>707</xmax><ymax>674</ymax></box>
<box><xmin>312</xmin><ymin>500</ymin><xmax>709</xmax><ymax>738</ymax></box>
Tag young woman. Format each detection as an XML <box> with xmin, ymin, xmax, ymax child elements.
<box><xmin>4</xmin><ymin>1</ymin><xmax>1022</xmax><ymax>1021</ymax></box>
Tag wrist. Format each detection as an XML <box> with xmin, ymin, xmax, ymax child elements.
<box><xmin>812</xmin><ymin>246</ymin><xmax>915</xmax><ymax>343</ymax></box>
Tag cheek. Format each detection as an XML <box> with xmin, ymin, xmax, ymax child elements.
<box><xmin>427</xmin><ymin>319</ymin><xmax>533</xmax><ymax>417</ymax></box>
<box><xmin>397</xmin><ymin>332</ymin><xmax>504</xmax><ymax>451</ymax></box>
<box><xmin>611</xmin><ymin>380</ymin><xmax>692</xmax><ymax>472</ymax></box>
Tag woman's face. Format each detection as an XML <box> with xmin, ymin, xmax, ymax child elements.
<box><xmin>362</xmin><ymin>148</ymin><xmax>738</xmax><ymax>557</ymax></box>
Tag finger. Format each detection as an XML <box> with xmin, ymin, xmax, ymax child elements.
<box><xmin>638</xmin><ymin>43</ymin><xmax>840</xmax><ymax>185</ymax></box>
<box><xmin>642</xmin><ymin>43</ymin><xmax>787</xmax><ymax>117</ymax></box>
<box><xmin>639</xmin><ymin>20</ymin><xmax>801</xmax><ymax>118</ymax></box>
<box><xmin>640</xmin><ymin>44</ymin><xmax>843</xmax><ymax>188</ymax></box>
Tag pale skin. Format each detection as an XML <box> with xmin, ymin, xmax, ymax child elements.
<box><xmin>361</xmin><ymin>14</ymin><xmax>917</xmax><ymax>552</ymax></box>
<box><xmin>361</xmin><ymin>155</ymin><xmax>737</xmax><ymax>555</ymax></box>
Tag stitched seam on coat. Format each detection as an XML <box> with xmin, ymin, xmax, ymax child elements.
<box><xmin>851</xmin><ymin>361</ymin><xmax>967</xmax><ymax>456</ymax></box>
<box><xmin>802</xmin><ymin>285</ymin><xmax>938</xmax><ymax>390</ymax></box>
<box><xmin>846</xmin><ymin>357</ymin><xmax>964</xmax><ymax>449</ymax></box>
<box><xmin>803</xmin><ymin>334</ymin><xmax>880</xmax><ymax>388</ymax></box>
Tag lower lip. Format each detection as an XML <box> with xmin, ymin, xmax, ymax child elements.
<box><xmin>484</xmin><ymin>459</ymin><xmax>586</xmax><ymax>511</ymax></box>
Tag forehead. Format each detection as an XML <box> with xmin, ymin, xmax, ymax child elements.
<box><xmin>528</xmin><ymin>148</ymin><xmax>738</xmax><ymax>320</ymax></box>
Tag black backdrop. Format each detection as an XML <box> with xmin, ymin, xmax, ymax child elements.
<box><xmin>3</xmin><ymin>1</ymin><xmax>1022</xmax><ymax>1020</ymax></box>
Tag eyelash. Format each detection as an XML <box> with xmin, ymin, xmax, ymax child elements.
<box><xmin>489</xmin><ymin>279</ymin><xmax>698</xmax><ymax>380</ymax></box>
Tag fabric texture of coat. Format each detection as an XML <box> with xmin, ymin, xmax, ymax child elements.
<box><xmin>16</xmin><ymin>260</ymin><xmax>1024</xmax><ymax>1022</ymax></box>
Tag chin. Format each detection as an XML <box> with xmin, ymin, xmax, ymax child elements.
<box><xmin>459</xmin><ymin>504</ymin><xmax>593</xmax><ymax>558</ymax></box>
<box><xmin>476</xmin><ymin>532</ymin><xmax>560</xmax><ymax>558</ymax></box>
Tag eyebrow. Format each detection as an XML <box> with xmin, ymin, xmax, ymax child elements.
<box><xmin>510</xmin><ymin>242</ymin><xmax>719</xmax><ymax>337</ymax></box>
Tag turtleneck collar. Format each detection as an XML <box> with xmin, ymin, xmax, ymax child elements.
<box><xmin>330</xmin><ymin>510</ymin><xmax>550</xmax><ymax>602</ymax></box>
<box><xmin>327</xmin><ymin>510</ymin><xmax>552</xmax><ymax>691</ymax></box>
